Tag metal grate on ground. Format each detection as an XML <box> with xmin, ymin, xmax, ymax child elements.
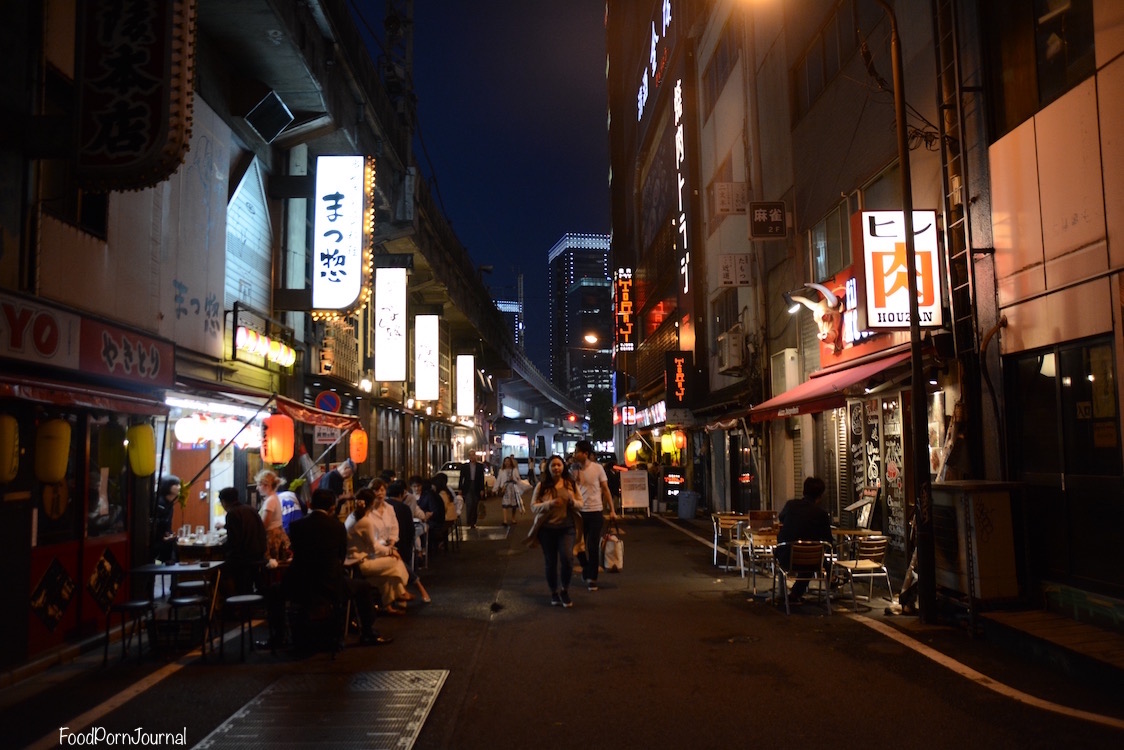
<box><xmin>193</xmin><ymin>670</ymin><xmax>448</xmax><ymax>749</ymax></box>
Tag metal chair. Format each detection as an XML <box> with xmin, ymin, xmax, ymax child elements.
<box><xmin>711</xmin><ymin>513</ymin><xmax>748</xmax><ymax>574</ymax></box>
<box><xmin>772</xmin><ymin>541</ymin><xmax>832</xmax><ymax>614</ymax></box>
<box><xmin>833</xmin><ymin>535</ymin><xmax>892</xmax><ymax>609</ymax></box>
<box><xmin>746</xmin><ymin>528</ymin><xmax>777</xmax><ymax>595</ymax></box>
<box><xmin>220</xmin><ymin>594</ymin><xmax>266</xmax><ymax>661</ymax></box>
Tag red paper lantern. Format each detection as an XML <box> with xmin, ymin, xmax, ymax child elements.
<box><xmin>673</xmin><ymin>430</ymin><xmax>687</xmax><ymax>450</ymax></box>
<box><xmin>261</xmin><ymin>413</ymin><xmax>295</xmax><ymax>465</ymax></box>
<box><xmin>349</xmin><ymin>428</ymin><xmax>368</xmax><ymax>465</ymax></box>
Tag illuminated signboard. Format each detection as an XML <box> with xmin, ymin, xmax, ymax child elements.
<box><xmin>234</xmin><ymin>326</ymin><xmax>296</xmax><ymax>368</ymax></box>
<box><xmin>614</xmin><ymin>268</ymin><xmax>635</xmax><ymax>353</ymax></box>
<box><xmin>664</xmin><ymin>350</ymin><xmax>693</xmax><ymax>407</ymax></box>
<box><xmin>312</xmin><ymin>155</ymin><xmax>375</xmax><ymax>318</ymax></box>
<box><xmin>414</xmin><ymin>314</ymin><xmax>440</xmax><ymax>401</ymax></box>
<box><xmin>637</xmin><ymin>0</ymin><xmax>674</xmax><ymax>122</ymax></box>
<box><xmin>374</xmin><ymin>267</ymin><xmax>407</xmax><ymax>381</ymax></box>
<box><xmin>673</xmin><ymin>78</ymin><xmax>690</xmax><ymax>297</ymax></box>
<box><xmin>456</xmin><ymin>354</ymin><xmax>475</xmax><ymax>417</ymax></box>
<box><xmin>851</xmin><ymin>211</ymin><xmax>943</xmax><ymax>331</ymax></box>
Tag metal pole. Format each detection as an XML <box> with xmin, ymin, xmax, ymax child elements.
<box><xmin>875</xmin><ymin>0</ymin><xmax>936</xmax><ymax>623</ymax></box>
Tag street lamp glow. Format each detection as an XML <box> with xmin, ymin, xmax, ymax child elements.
<box><xmin>583</xmin><ymin>333</ymin><xmax>599</xmax><ymax>345</ymax></box>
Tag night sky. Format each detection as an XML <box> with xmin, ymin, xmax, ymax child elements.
<box><xmin>351</xmin><ymin>1</ymin><xmax>611</xmax><ymax>374</ymax></box>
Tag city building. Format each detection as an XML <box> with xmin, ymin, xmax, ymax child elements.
<box><xmin>546</xmin><ymin>233</ymin><xmax>614</xmax><ymax>410</ymax></box>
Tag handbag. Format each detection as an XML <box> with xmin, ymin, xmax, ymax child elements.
<box><xmin>600</xmin><ymin>522</ymin><xmax>624</xmax><ymax>572</ymax></box>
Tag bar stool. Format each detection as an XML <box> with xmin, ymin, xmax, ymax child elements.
<box><xmin>167</xmin><ymin>595</ymin><xmax>208</xmax><ymax>656</ymax></box>
<box><xmin>103</xmin><ymin>599</ymin><xmax>154</xmax><ymax>666</ymax></box>
<box><xmin>220</xmin><ymin>594</ymin><xmax>265</xmax><ymax>661</ymax></box>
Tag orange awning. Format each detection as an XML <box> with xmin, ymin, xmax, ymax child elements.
<box><xmin>274</xmin><ymin>394</ymin><xmax>360</xmax><ymax>431</ymax></box>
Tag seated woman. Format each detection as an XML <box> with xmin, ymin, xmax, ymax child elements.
<box><xmin>346</xmin><ymin>481</ymin><xmax>411</xmax><ymax>614</ymax></box>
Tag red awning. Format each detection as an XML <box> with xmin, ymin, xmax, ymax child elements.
<box><xmin>748</xmin><ymin>351</ymin><xmax>911</xmax><ymax>423</ymax></box>
<box><xmin>0</xmin><ymin>375</ymin><xmax>168</xmax><ymax>416</ymax></box>
<box><xmin>274</xmin><ymin>394</ymin><xmax>360</xmax><ymax>431</ymax></box>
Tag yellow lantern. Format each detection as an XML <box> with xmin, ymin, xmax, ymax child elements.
<box><xmin>0</xmin><ymin>415</ymin><xmax>18</xmax><ymax>483</ymax></box>
<box><xmin>660</xmin><ymin>432</ymin><xmax>675</xmax><ymax>453</ymax></box>
<box><xmin>349</xmin><ymin>428</ymin><xmax>368</xmax><ymax>465</ymax></box>
<box><xmin>35</xmin><ymin>418</ymin><xmax>71</xmax><ymax>484</ymax></box>
<box><xmin>126</xmin><ymin>423</ymin><xmax>156</xmax><ymax>477</ymax></box>
<box><xmin>624</xmin><ymin>439</ymin><xmax>642</xmax><ymax>466</ymax></box>
<box><xmin>98</xmin><ymin>423</ymin><xmax>127</xmax><ymax>474</ymax></box>
<box><xmin>261</xmin><ymin>413</ymin><xmax>295</xmax><ymax>465</ymax></box>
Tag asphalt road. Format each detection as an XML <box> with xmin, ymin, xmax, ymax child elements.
<box><xmin>4</xmin><ymin>506</ymin><xmax>1123</xmax><ymax>749</ymax></box>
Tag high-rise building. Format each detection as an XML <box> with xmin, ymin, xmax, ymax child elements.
<box><xmin>547</xmin><ymin>233</ymin><xmax>613</xmax><ymax>408</ymax></box>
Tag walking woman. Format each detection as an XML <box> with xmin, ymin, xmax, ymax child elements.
<box><xmin>496</xmin><ymin>455</ymin><xmax>525</xmax><ymax>526</ymax></box>
<box><xmin>529</xmin><ymin>455</ymin><xmax>582</xmax><ymax>607</ymax></box>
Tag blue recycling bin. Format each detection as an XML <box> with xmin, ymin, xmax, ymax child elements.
<box><xmin>678</xmin><ymin>490</ymin><xmax>699</xmax><ymax>520</ymax></box>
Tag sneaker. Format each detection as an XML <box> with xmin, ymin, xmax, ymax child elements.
<box><xmin>551</xmin><ymin>592</ymin><xmax>562</xmax><ymax>607</ymax></box>
<box><xmin>558</xmin><ymin>589</ymin><xmax>573</xmax><ymax>608</ymax></box>
<box><xmin>587</xmin><ymin>581</ymin><xmax>599</xmax><ymax>591</ymax></box>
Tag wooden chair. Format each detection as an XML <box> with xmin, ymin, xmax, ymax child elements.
<box><xmin>772</xmin><ymin>541</ymin><xmax>832</xmax><ymax>614</ymax></box>
<box><xmin>746</xmin><ymin>528</ymin><xmax>777</xmax><ymax>595</ymax></box>
<box><xmin>833</xmin><ymin>535</ymin><xmax>892</xmax><ymax>609</ymax></box>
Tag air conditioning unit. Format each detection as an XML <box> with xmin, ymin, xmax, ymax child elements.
<box><xmin>717</xmin><ymin>326</ymin><xmax>745</xmax><ymax>374</ymax></box>
<box><xmin>769</xmin><ymin>348</ymin><xmax>800</xmax><ymax>397</ymax></box>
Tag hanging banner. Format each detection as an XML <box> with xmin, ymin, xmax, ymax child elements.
<box><xmin>456</xmin><ymin>354</ymin><xmax>475</xmax><ymax>417</ymax></box>
<box><xmin>415</xmin><ymin>314</ymin><xmax>440</xmax><ymax>401</ymax></box>
<box><xmin>374</xmin><ymin>267</ymin><xmax>407</xmax><ymax>381</ymax></box>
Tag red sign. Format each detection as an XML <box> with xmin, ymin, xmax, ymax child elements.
<box><xmin>79</xmin><ymin>319</ymin><xmax>174</xmax><ymax>387</ymax></box>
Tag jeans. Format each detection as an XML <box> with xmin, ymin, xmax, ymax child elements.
<box><xmin>537</xmin><ymin>524</ymin><xmax>575</xmax><ymax>593</ymax></box>
<box><xmin>577</xmin><ymin>511</ymin><xmax>604</xmax><ymax>582</ymax></box>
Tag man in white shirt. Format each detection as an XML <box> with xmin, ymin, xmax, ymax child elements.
<box><xmin>572</xmin><ymin>440</ymin><xmax>617</xmax><ymax>591</ymax></box>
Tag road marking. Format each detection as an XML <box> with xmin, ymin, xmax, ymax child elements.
<box><xmin>851</xmin><ymin>614</ymin><xmax>1124</xmax><ymax>730</ymax></box>
<box><xmin>663</xmin><ymin>515</ymin><xmax>1124</xmax><ymax>730</ymax></box>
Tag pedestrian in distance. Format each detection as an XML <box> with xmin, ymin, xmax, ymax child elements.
<box><xmin>496</xmin><ymin>455</ymin><xmax>526</xmax><ymax>527</ymax></box>
<box><xmin>527</xmin><ymin>455</ymin><xmax>584</xmax><ymax>608</ymax></box>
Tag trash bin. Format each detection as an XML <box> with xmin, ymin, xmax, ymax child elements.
<box><xmin>678</xmin><ymin>490</ymin><xmax>699</xmax><ymax>520</ymax></box>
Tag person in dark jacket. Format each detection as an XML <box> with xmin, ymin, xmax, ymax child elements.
<box><xmin>458</xmin><ymin>453</ymin><xmax>487</xmax><ymax>528</ymax></box>
<box><xmin>776</xmin><ymin>476</ymin><xmax>833</xmax><ymax>602</ymax></box>
<box><xmin>218</xmin><ymin>486</ymin><xmax>267</xmax><ymax>596</ymax></box>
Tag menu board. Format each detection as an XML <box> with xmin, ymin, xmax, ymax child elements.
<box><xmin>882</xmin><ymin>397</ymin><xmax>907</xmax><ymax>552</ymax></box>
<box><xmin>848</xmin><ymin>402</ymin><xmax>865</xmax><ymax>509</ymax></box>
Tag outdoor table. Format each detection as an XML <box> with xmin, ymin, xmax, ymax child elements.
<box><xmin>132</xmin><ymin>561</ymin><xmax>225</xmax><ymax>652</ymax></box>
<box><xmin>830</xmin><ymin>528</ymin><xmax>880</xmax><ymax>560</ymax></box>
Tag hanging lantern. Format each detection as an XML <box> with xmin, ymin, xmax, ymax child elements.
<box><xmin>126</xmin><ymin>423</ymin><xmax>156</xmax><ymax>477</ymax></box>
<box><xmin>0</xmin><ymin>415</ymin><xmax>18</xmax><ymax>483</ymax></box>
<box><xmin>660</xmin><ymin>432</ymin><xmax>675</xmax><ymax>453</ymax></box>
<box><xmin>349</xmin><ymin>428</ymin><xmax>368</xmax><ymax>465</ymax></box>
<box><xmin>673</xmin><ymin>430</ymin><xmax>687</xmax><ymax>451</ymax></box>
<box><xmin>624</xmin><ymin>439</ymin><xmax>642</xmax><ymax>466</ymax></box>
<box><xmin>35</xmin><ymin>418</ymin><xmax>71</xmax><ymax>484</ymax></box>
<box><xmin>98</xmin><ymin>423</ymin><xmax>127</xmax><ymax>474</ymax></box>
<box><xmin>261</xmin><ymin>412</ymin><xmax>295</xmax><ymax>465</ymax></box>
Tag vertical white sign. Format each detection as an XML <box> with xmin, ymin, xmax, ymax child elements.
<box><xmin>858</xmin><ymin>210</ymin><xmax>942</xmax><ymax>329</ymax></box>
<box><xmin>456</xmin><ymin>354</ymin><xmax>475</xmax><ymax>417</ymax></box>
<box><xmin>374</xmin><ymin>267</ymin><xmax>407</xmax><ymax>380</ymax></box>
<box><xmin>415</xmin><ymin>314</ymin><xmax>440</xmax><ymax>401</ymax></box>
<box><xmin>312</xmin><ymin>155</ymin><xmax>365</xmax><ymax>310</ymax></box>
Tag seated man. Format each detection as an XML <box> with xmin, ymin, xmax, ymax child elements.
<box><xmin>218</xmin><ymin>487</ymin><xmax>266</xmax><ymax>597</ymax></box>
<box><xmin>776</xmin><ymin>476</ymin><xmax>833</xmax><ymax>603</ymax></box>
<box><xmin>262</xmin><ymin>488</ymin><xmax>391</xmax><ymax>648</ymax></box>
